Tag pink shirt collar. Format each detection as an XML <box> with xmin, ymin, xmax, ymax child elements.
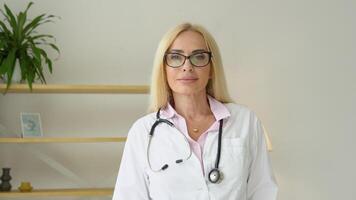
<box><xmin>161</xmin><ymin>95</ymin><xmax>230</xmax><ymax>121</ymax></box>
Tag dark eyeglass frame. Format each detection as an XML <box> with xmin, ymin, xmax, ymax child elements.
<box><xmin>164</xmin><ymin>51</ymin><xmax>212</xmax><ymax>68</ymax></box>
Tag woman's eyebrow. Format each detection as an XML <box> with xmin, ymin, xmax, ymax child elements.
<box><xmin>168</xmin><ymin>49</ymin><xmax>184</xmax><ymax>53</ymax></box>
<box><xmin>191</xmin><ymin>49</ymin><xmax>208</xmax><ymax>53</ymax></box>
<box><xmin>168</xmin><ymin>49</ymin><xmax>208</xmax><ymax>53</ymax></box>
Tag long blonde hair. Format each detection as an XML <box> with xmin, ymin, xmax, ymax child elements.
<box><xmin>148</xmin><ymin>23</ymin><xmax>233</xmax><ymax>113</ymax></box>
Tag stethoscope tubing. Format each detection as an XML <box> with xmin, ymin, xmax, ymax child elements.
<box><xmin>147</xmin><ymin>108</ymin><xmax>223</xmax><ymax>183</ymax></box>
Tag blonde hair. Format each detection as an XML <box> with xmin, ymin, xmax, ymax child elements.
<box><xmin>148</xmin><ymin>22</ymin><xmax>233</xmax><ymax>113</ymax></box>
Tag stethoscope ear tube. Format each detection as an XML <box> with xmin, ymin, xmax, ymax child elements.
<box><xmin>149</xmin><ymin>108</ymin><xmax>174</xmax><ymax>136</ymax></box>
<box><xmin>148</xmin><ymin>108</ymin><xmax>188</xmax><ymax>172</ymax></box>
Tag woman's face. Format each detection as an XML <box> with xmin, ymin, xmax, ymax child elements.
<box><xmin>165</xmin><ymin>30</ymin><xmax>211</xmax><ymax>96</ymax></box>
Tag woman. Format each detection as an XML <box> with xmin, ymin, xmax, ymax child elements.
<box><xmin>112</xmin><ymin>23</ymin><xmax>278</xmax><ymax>200</ymax></box>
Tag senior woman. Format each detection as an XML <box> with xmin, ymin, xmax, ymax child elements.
<box><xmin>112</xmin><ymin>23</ymin><xmax>278</xmax><ymax>200</ymax></box>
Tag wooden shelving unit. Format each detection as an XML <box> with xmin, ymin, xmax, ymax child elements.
<box><xmin>0</xmin><ymin>188</ymin><xmax>113</xmax><ymax>197</ymax></box>
<box><xmin>0</xmin><ymin>84</ymin><xmax>146</xmax><ymax>198</ymax></box>
<box><xmin>0</xmin><ymin>84</ymin><xmax>149</xmax><ymax>94</ymax></box>
<box><xmin>0</xmin><ymin>137</ymin><xmax>126</xmax><ymax>143</ymax></box>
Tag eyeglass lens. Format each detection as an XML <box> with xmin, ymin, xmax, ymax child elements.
<box><xmin>165</xmin><ymin>52</ymin><xmax>211</xmax><ymax>67</ymax></box>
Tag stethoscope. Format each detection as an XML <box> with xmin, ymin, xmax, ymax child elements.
<box><xmin>147</xmin><ymin>108</ymin><xmax>224</xmax><ymax>184</ymax></box>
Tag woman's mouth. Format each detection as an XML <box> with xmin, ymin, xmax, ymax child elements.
<box><xmin>177</xmin><ymin>78</ymin><xmax>198</xmax><ymax>83</ymax></box>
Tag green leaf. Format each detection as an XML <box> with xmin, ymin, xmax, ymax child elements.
<box><xmin>19</xmin><ymin>55</ymin><xmax>27</xmax><ymax>79</ymax></box>
<box><xmin>38</xmin><ymin>48</ymin><xmax>53</xmax><ymax>73</ymax></box>
<box><xmin>23</xmin><ymin>14</ymin><xmax>56</xmax><ymax>37</ymax></box>
<box><xmin>33</xmin><ymin>59</ymin><xmax>46</xmax><ymax>84</ymax></box>
<box><xmin>17</xmin><ymin>11</ymin><xmax>27</xmax><ymax>43</ymax></box>
<box><xmin>20</xmin><ymin>2</ymin><xmax>34</xmax><ymax>37</ymax></box>
<box><xmin>4</xmin><ymin>4</ymin><xmax>18</xmax><ymax>35</ymax></box>
<box><xmin>0</xmin><ymin>20</ymin><xmax>11</xmax><ymax>35</ymax></box>
<box><xmin>0</xmin><ymin>48</ymin><xmax>16</xmax><ymax>75</ymax></box>
<box><xmin>2</xmin><ymin>49</ymin><xmax>17</xmax><ymax>90</ymax></box>
<box><xmin>25</xmin><ymin>61</ymin><xmax>35</xmax><ymax>91</ymax></box>
<box><xmin>49</xmin><ymin>43</ymin><xmax>60</xmax><ymax>54</ymax></box>
<box><xmin>0</xmin><ymin>37</ymin><xmax>5</xmax><ymax>49</ymax></box>
<box><xmin>0</xmin><ymin>56</ymin><xmax>3</xmax><ymax>69</ymax></box>
<box><xmin>47</xmin><ymin>58</ymin><xmax>52</xmax><ymax>73</ymax></box>
<box><xmin>23</xmin><ymin>13</ymin><xmax>45</xmax><ymax>35</ymax></box>
<box><xmin>30</xmin><ymin>34</ymin><xmax>54</xmax><ymax>41</ymax></box>
<box><xmin>25</xmin><ymin>19</ymin><xmax>56</xmax><ymax>36</ymax></box>
<box><xmin>24</xmin><ymin>2</ymin><xmax>34</xmax><ymax>14</ymax></box>
<box><xmin>30</xmin><ymin>44</ymin><xmax>41</xmax><ymax>63</ymax></box>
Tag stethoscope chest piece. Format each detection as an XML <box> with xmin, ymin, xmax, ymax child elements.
<box><xmin>208</xmin><ymin>168</ymin><xmax>222</xmax><ymax>183</ymax></box>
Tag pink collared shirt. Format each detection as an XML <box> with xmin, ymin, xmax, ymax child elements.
<box><xmin>160</xmin><ymin>95</ymin><xmax>230</xmax><ymax>174</ymax></box>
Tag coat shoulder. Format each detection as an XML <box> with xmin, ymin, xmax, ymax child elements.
<box><xmin>129</xmin><ymin>112</ymin><xmax>157</xmax><ymax>134</ymax></box>
<box><xmin>224</xmin><ymin>102</ymin><xmax>259</xmax><ymax>120</ymax></box>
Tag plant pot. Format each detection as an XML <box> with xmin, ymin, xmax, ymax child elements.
<box><xmin>12</xmin><ymin>59</ymin><xmax>22</xmax><ymax>83</ymax></box>
<box><xmin>1</xmin><ymin>59</ymin><xmax>23</xmax><ymax>84</ymax></box>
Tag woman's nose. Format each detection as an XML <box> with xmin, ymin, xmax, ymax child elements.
<box><xmin>182</xmin><ymin>59</ymin><xmax>194</xmax><ymax>72</ymax></box>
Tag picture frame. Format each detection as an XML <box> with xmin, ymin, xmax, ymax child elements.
<box><xmin>20</xmin><ymin>113</ymin><xmax>43</xmax><ymax>138</ymax></box>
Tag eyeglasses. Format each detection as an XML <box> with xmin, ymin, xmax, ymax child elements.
<box><xmin>164</xmin><ymin>51</ymin><xmax>212</xmax><ymax>68</ymax></box>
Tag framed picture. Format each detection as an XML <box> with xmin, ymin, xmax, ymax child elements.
<box><xmin>20</xmin><ymin>113</ymin><xmax>43</xmax><ymax>137</ymax></box>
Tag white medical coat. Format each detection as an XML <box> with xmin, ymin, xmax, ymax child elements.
<box><xmin>112</xmin><ymin>103</ymin><xmax>278</xmax><ymax>200</ymax></box>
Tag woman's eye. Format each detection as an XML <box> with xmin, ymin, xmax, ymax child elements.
<box><xmin>169</xmin><ymin>54</ymin><xmax>182</xmax><ymax>60</ymax></box>
<box><xmin>194</xmin><ymin>54</ymin><xmax>206</xmax><ymax>60</ymax></box>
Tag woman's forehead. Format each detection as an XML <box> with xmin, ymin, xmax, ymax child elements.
<box><xmin>169</xmin><ymin>30</ymin><xmax>208</xmax><ymax>53</ymax></box>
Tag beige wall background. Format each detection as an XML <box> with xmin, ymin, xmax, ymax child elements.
<box><xmin>0</xmin><ymin>0</ymin><xmax>355</xmax><ymax>199</ymax></box>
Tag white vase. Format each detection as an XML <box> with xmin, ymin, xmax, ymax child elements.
<box><xmin>1</xmin><ymin>59</ymin><xmax>22</xmax><ymax>83</ymax></box>
<box><xmin>11</xmin><ymin>59</ymin><xmax>22</xmax><ymax>83</ymax></box>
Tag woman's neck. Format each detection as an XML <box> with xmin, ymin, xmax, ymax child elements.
<box><xmin>171</xmin><ymin>92</ymin><xmax>212</xmax><ymax>120</ymax></box>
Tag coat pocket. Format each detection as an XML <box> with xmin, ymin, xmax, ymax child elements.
<box><xmin>220</xmin><ymin>137</ymin><xmax>246</xmax><ymax>182</ymax></box>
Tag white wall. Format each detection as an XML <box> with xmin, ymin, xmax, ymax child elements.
<box><xmin>0</xmin><ymin>0</ymin><xmax>355</xmax><ymax>199</ymax></box>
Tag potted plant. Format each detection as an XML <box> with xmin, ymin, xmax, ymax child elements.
<box><xmin>0</xmin><ymin>2</ymin><xmax>60</xmax><ymax>93</ymax></box>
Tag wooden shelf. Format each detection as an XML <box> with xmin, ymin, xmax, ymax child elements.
<box><xmin>0</xmin><ymin>137</ymin><xmax>126</xmax><ymax>143</ymax></box>
<box><xmin>0</xmin><ymin>188</ymin><xmax>113</xmax><ymax>197</ymax></box>
<box><xmin>0</xmin><ymin>84</ymin><xmax>149</xmax><ymax>94</ymax></box>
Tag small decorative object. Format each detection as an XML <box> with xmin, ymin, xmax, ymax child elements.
<box><xmin>0</xmin><ymin>168</ymin><xmax>12</xmax><ymax>191</ymax></box>
<box><xmin>18</xmin><ymin>181</ymin><xmax>33</xmax><ymax>192</ymax></box>
<box><xmin>0</xmin><ymin>2</ymin><xmax>60</xmax><ymax>93</ymax></box>
<box><xmin>20</xmin><ymin>113</ymin><xmax>43</xmax><ymax>137</ymax></box>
